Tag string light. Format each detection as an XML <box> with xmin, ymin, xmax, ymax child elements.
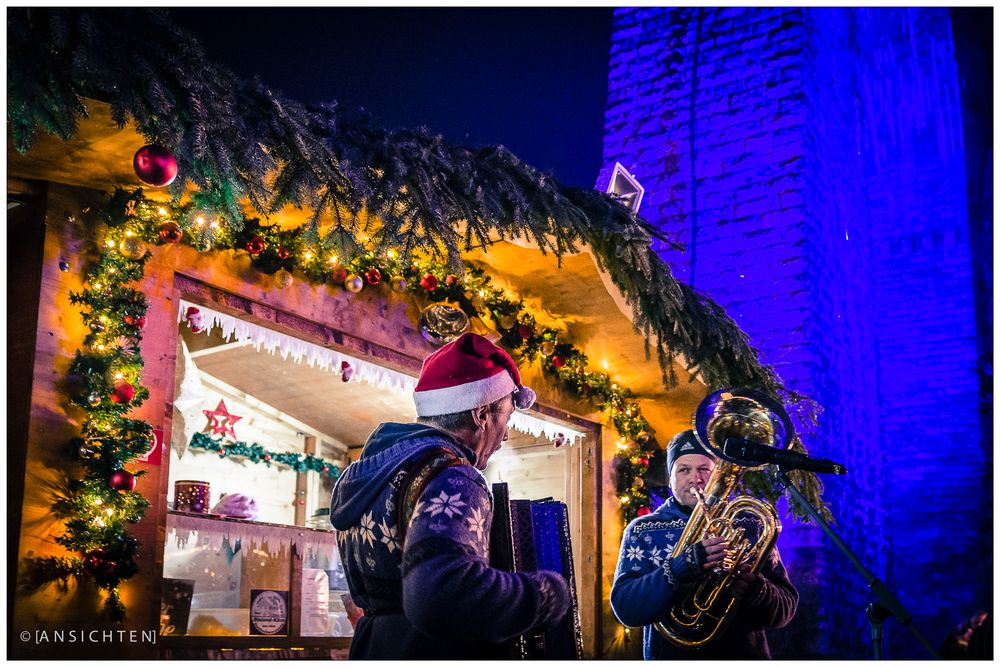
<box><xmin>328</xmin><ymin>254</ymin><xmax>339</xmax><ymax>265</ymax></box>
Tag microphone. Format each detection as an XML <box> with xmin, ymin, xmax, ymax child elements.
<box><xmin>723</xmin><ymin>438</ymin><xmax>848</xmax><ymax>475</ymax></box>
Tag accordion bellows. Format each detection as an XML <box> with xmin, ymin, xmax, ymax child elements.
<box><xmin>489</xmin><ymin>482</ymin><xmax>584</xmax><ymax>659</ymax></box>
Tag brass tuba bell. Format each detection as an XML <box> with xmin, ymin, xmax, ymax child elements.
<box><xmin>653</xmin><ymin>388</ymin><xmax>794</xmax><ymax>648</ymax></box>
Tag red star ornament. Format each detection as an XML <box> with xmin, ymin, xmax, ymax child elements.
<box><xmin>202</xmin><ymin>399</ymin><xmax>243</xmax><ymax>440</ymax></box>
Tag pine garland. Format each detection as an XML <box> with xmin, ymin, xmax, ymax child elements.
<box><xmin>188</xmin><ymin>432</ymin><xmax>341</xmax><ymax>479</ymax></box>
<box><xmin>30</xmin><ymin>191</ymin><xmax>160</xmax><ymax>620</ymax></box>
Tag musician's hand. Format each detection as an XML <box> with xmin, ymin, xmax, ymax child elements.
<box><xmin>700</xmin><ymin>536</ymin><xmax>731</xmax><ymax>570</ymax></box>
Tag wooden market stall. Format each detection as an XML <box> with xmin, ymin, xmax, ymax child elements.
<box><xmin>9</xmin><ymin>104</ymin><xmax>711</xmax><ymax>659</ymax></box>
<box><xmin>8</xmin><ymin>9</ymin><xmax>821</xmax><ymax>660</ymax></box>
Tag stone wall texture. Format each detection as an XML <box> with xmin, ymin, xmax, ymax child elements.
<box><xmin>602</xmin><ymin>7</ymin><xmax>989</xmax><ymax>659</ymax></box>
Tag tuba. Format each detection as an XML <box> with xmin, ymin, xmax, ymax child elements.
<box><xmin>653</xmin><ymin>388</ymin><xmax>794</xmax><ymax>648</ymax></box>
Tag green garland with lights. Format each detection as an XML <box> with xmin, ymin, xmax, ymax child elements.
<box><xmin>188</xmin><ymin>432</ymin><xmax>342</xmax><ymax>479</ymax></box>
<box><xmin>31</xmin><ymin>194</ymin><xmax>160</xmax><ymax>620</ymax></box>
<box><xmin>27</xmin><ymin>184</ymin><xmax>827</xmax><ymax>620</ymax></box>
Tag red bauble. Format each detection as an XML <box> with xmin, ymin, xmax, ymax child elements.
<box><xmin>330</xmin><ymin>267</ymin><xmax>349</xmax><ymax>284</ymax></box>
<box><xmin>132</xmin><ymin>144</ymin><xmax>178</xmax><ymax>187</ymax></box>
<box><xmin>245</xmin><ymin>235</ymin><xmax>266</xmax><ymax>255</ymax></box>
<box><xmin>445</xmin><ymin>274</ymin><xmax>458</xmax><ymax>287</ymax></box>
<box><xmin>638</xmin><ymin>457</ymin><xmax>649</xmax><ymax>466</ymax></box>
<box><xmin>83</xmin><ymin>552</ymin><xmax>117</xmax><ymax>579</ymax></box>
<box><xmin>420</xmin><ymin>273</ymin><xmax>438</xmax><ymax>291</ymax></box>
<box><xmin>109</xmin><ymin>469</ymin><xmax>137</xmax><ymax>492</ymax></box>
<box><xmin>123</xmin><ymin>315</ymin><xmax>147</xmax><ymax>330</ymax></box>
<box><xmin>518</xmin><ymin>324</ymin><xmax>533</xmax><ymax>340</ymax></box>
<box><xmin>552</xmin><ymin>356</ymin><xmax>566</xmax><ymax>368</ymax></box>
<box><xmin>158</xmin><ymin>221</ymin><xmax>182</xmax><ymax>243</ymax></box>
<box><xmin>110</xmin><ymin>382</ymin><xmax>135</xmax><ymax>404</ymax></box>
<box><xmin>364</xmin><ymin>267</ymin><xmax>382</xmax><ymax>285</ymax></box>
<box><xmin>277</xmin><ymin>247</ymin><xmax>290</xmax><ymax>260</ymax></box>
<box><xmin>637</xmin><ymin>506</ymin><xmax>652</xmax><ymax>517</ymax></box>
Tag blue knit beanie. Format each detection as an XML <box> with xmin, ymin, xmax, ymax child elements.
<box><xmin>666</xmin><ymin>429</ymin><xmax>713</xmax><ymax>474</ymax></box>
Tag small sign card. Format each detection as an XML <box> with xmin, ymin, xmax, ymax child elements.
<box><xmin>249</xmin><ymin>589</ymin><xmax>288</xmax><ymax>635</ymax></box>
<box><xmin>160</xmin><ymin>578</ymin><xmax>195</xmax><ymax>636</ymax></box>
<box><xmin>300</xmin><ymin>568</ymin><xmax>330</xmax><ymax>636</ymax></box>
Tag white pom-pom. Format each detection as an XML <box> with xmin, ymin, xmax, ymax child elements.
<box><xmin>514</xmin><ymin>386</ymin><xmax>536</xmax><ymax>410</ymax></box>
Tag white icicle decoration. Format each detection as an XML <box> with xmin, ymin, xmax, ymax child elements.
<box><xmin>177</xmin><ymin>299</ymin><xmax>585</xmax><ymax>442</ymax></box>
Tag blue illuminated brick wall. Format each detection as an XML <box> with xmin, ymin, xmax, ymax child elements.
<box><xmin>602</xmin><ymin>7</ymin><xmax>989</xmax><ymax>659</ymax></box>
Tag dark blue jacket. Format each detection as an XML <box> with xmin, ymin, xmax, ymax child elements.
<box><xmin>610</xmin><ymin>497</ymin><xmax>798</xmax><ymax>659</ymax></box>
<box><xmin>330</xmin><ymin>422</ymin><xmax>569</xmax><ymax>659</ymax></box>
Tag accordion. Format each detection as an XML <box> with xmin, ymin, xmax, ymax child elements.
<box><xmin>489</xmin><ymin>482</ymin><xmax>584</xmax><ymax>659</ymax></box>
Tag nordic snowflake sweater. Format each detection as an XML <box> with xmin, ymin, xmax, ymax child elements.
<box><xmin>610</xmin><ymin>496</ymin><xmax>798</xmax><ymax>659</ymax></box>
<box><xmin>329</xmin><ymin>422</ymin><xmax>569</xmax><ymax>659</ymax></box>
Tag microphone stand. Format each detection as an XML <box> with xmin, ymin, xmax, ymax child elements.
<box><xmin>773</xmin><ymin>468</ymin><xmax>940</xmax><ymax>659</ymax></box>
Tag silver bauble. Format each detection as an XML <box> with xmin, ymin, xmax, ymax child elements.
<box><xmin>419</xmin><ymin>301</ymin><xmax>471</xmax><ymax>346</ymax></box>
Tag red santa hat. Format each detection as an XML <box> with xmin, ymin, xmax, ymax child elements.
<box><xmin>413</xmin><ymin>332</ymin><xmax>536</xmax><ymax>417</ymax></box>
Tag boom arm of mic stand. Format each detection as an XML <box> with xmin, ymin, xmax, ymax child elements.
<box><xmin>773</xmin><ymin>468</ymin><xmax>940</xmax><ymax>659</ymax></box>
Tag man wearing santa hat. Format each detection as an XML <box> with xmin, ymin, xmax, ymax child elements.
<box><xmin>329</xmin><ymin>332</ymin><xmax>570</xmax><ymax>659</ymax></box>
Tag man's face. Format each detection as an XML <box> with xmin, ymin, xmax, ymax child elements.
<box><xmin>476</xmin><ymin>394</ymin><xmax>515</xmax><ymax>470</ymax></box>
<box><xmin>669</xmin><ymin>453</ymin><xmax>715</xmax><ymax>508</ymax></box>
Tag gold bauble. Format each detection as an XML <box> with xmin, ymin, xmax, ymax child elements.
<box><xmin>273</xmin><ymin>269</ymin><xmax>294</xmax><ymax>289</ymax></box>
<box><xmin>119</xmin><ymin>236</ymin><xmax>147</xmax><ymax>260</ymax></box>
<box><xmin>344</xmin><ymin>274</ymin><xmax>364</xmax><ymax>293</ymax></box>
<box><xmin>498</xmin><ymin>314</ymin><xmax>516</xmax><ymax>330</ymax></box>
<box><xmin>540</xmin><ymin>340</ymin><xmax>556</xmax><ymax>356</ymax></box>
<box><xmin>389</xmin><ymin>275</ymin><xmax>407</xmax><ymax>293</ymax></box>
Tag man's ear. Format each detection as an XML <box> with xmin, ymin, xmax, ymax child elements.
<box><xmin>471</xmin><ymin>404</ymin><xmax>490</xmax><ymax>429</ymax></box>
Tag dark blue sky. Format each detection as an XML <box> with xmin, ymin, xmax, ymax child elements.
<box><xmin>171</xmin><ymin>8</ymin><xmax>613</xmax><ymax>189</ymax></box>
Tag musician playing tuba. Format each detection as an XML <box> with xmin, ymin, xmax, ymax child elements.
<box><xmin>610</xmin><ymin>428</ymin><xmax>798</xmax><ymax>659</ymax></box>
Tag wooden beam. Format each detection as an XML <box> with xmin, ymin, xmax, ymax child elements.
<box><xmin>295</xmin><ymin>436</ymin><xmax>317</xmax><ymax>526</ymax></box>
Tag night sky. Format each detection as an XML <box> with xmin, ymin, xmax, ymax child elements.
<box><xmin>170</xmin><ymin>8</ymin><xmax>613</xmax><ymax>190</ymax></box>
